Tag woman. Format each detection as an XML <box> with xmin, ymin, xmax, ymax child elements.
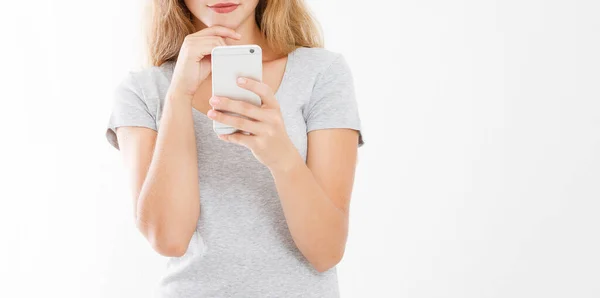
<box><xmin>105</xmin><ymin>0</ymin><xmax>364</xmax><ymax>296</ymax></box>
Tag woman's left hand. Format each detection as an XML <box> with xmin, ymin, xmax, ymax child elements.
<box><xmin>207</xmin><ymin>77</ymin><xmax>300</xmax><ymax>172</ymax></box>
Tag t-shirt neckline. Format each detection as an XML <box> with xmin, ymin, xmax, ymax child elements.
<box><xmin>167</xmin><ymin>48</ymin><xmax>296</xmax><ymax>120</ymax></box>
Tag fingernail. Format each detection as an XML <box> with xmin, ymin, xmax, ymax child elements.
<box><xmin>209</xmin><ymin>96</ymin><xmax>219</xmax><ymax>105</ymax></box>
<box><xmin>237</xmin><ymin>77</ymin><xmax>246</xmax><ymax>84</ymax></box>
<box><xmin>235</xmin><ymin>32</ymin><xmax>242</xmax><ymax>38</ymax></box>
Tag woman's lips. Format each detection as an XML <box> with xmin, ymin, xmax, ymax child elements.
<box><xmin>208</xmin><ymin>3</ymin><xmax>239</xmax><ymax>14</ymax></box>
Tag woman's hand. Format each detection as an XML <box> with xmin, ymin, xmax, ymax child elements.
<box><xmin>169</xmin><ymin>26</ymin><xmax>241</xmax><ymax>99</ymax></box>
<box><xmin>206</xmin><ymin>77</ymin><xmax>301</xmax><ymax>172</ymax></box>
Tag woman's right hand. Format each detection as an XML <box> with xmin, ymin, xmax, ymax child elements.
<box><xmin>169</xmin><ymin>25</ymin><xmax>242</xmax><ymax>99</ymax></box>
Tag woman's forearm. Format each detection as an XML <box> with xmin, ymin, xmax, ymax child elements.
<box><xmin>136</xmin><ymin>91</ymin><xmax>200</xmax><ymax>257</ymax></box>
<box><xmin>269</xmin><ymin>153</ymin><xmax>349</xmax><ymax>272</ymax></box>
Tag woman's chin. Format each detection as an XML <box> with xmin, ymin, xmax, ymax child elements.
<box><xmin>201</xmin><ymin>18</ymin><xmax>241</xmax><ymax>30</ymax></box>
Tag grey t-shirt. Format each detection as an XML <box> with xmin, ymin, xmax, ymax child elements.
<box><xmin>105</xmin><ymin>47</ymin><xmax>364</xmax><ymax>298</ymax></box>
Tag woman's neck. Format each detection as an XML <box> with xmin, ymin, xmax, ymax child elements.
<box><xmin>192</xmin><ymin>16</ymin><xmax>279</xmax><ymax>61</ymax></box>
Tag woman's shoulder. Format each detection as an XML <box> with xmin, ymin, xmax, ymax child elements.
<box><xmin>291</xmin><ymin>47</ymin><xmax>351</xmax><ymax>79</ymax></box>
<box><xmin>292</xmin><ymin>47</ymin><xmax>343</xmax><ymax>69</ymax></box>
<box><xmin>121</xmin><ymin>60</ymin><xmax>175</xmax><ymax>101</ymax></box>
<box><xmin>293</xmin><ymin>46</ymin><xmax>339</xmax><ymax>59</ymax></box>
<box><xmin>127</xmin><ymin>60</ymin><xmax>175</xmax><ymax>87</ymax></box>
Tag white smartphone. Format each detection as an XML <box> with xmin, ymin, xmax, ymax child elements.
<box><xmin>211</xmin><ymin>44</ymin><xmax>263</xmax><ymax>135</ymax></box>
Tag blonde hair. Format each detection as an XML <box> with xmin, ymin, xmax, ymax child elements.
<box><xmin>143</xmin><ymin>0</ymin><xmax>323</xmax><ymax>67</ymax></box>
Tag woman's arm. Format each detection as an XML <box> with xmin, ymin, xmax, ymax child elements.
<box><xmin>269</xmin><ymin>128</ymin><xmax>359</xmax><ymax>272</ymax></box>
<box><xmin>116</xmin><ymin>92</ymin><xmax>199</xmax><ymax>257</ymax></box>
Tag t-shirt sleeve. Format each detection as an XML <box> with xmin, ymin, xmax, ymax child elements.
<box><xmin>305</xmin><ymin>53</ymin><xmax>365</xmax><ymax>148</ymax></box>
<box><xmin>105</xmin><ymin>71</ymin><xmax>157</xmax><ymax>150</ymax></box>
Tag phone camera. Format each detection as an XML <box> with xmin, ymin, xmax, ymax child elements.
<box><xmin>249</xmin><ymin>49</ymin><xmax>255</xmax><ymax>54</ymax></box>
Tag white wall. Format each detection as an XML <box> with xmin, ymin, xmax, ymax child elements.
<box><xmin>1</xmin><ymin>0</ymin><xmax>599</xmax><ymax>297</ymax></box>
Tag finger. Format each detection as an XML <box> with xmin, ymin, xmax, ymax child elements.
<box><xmin>236</xmin><ymin>77</ymin><xmax>278</xmax><ymax>108</ymax></box>
<box><xmin>197</xmin><ymin>38</ymin><xmax>226</xmax><ymax>57</ymax></box>
<box><xmin>209</xmin><ymin>96</ymin><xmax>268</xmax><ymax>122</ymax></box>
<box><xmin>214</xmin><ymin>36</ymin><xmax>226</xmax><ymax>46</ymax></box>
<box><xmin>192</xmin><ymin>25</ymin><xmax>241</xmax><ymax>40</ymax></box>
<box><xmin>219</xmin><ymin>131</ymin><xmax>255</xmax><ymax>148</ymax></box>
<box><xmin>190</xmin><ymin>36</ymin><xmax>226</xmax><ymax>49</ymax></box>
<box><xmin>182</xmin><ymin>36</ymin><xmax>225</xmax><ymax>60</ymax></box>
<box><xmin>207</xmin><ymin>109</ymin><xmax>262</xmax><ymax>135</ymax></box>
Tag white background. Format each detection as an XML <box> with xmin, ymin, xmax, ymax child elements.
<box><xmin>1</xmin><ymin>0</ymin><xmax>599</xmax><ymax>297</ymax></box>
